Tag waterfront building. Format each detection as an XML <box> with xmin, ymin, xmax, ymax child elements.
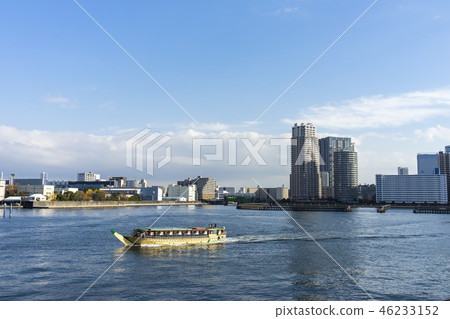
<box><xmin>417</xmin><ymin>154</ymin><xmax>439</xmax><ymax>175</ymax></box>
<box><xmin>110</xmin><ymin>177</ymin><xmax>127</xmax><ymax>188</ymax></box>
<box><xmin>255</xmin><ymin>186</ymin><xmax>289</xmax><ymax>201</ymax></box>
<box><xmin>17</xmin><ymin>184</ymin><xmax>54</xmax><ymax>197</ymax></box>
<box><xmin>397</xmin><ymin>167</ymin><xmax>409</xmax><ymax>175</ymax></box>
<box><xmin>215</xmin><ymin>187</ymin><xmax>236</xmax><ymax>200</ymax></box>
<box><xmin>54</xmin><ymin>187</ymin><xmax>78</xmax><ymax>194</ymax></box>
<box><xmin>48</xmin><ymin>180</ymin><xmax>69</xmax><ymax>187</ymax></box>
<box><xmin>99</xmin><ymin>187</ymin><xmax>141</xmax><ymax>196</ymax></box>
<box><xmin>375</xmin><ymin>174</ymin><xmax>448</xmax><ymax>204</ymax></box>
<box><xmin>319</xmin><ymin>136</ymin><xmax>352</xmax><ymax>193</ymax></box>
<box><xmin>140</xmin><ymin>179</ymin><xmax>148</xmax><ymax>188</ymax></box>
<box><xmin>290</xmin><ymin>123</ymin><xmax>321</xmax><ymax>200</ymax></box>
<box><xmin>14</xmin><ymin>177</ymin><xmax>46</xmax><ymax>186</ymax></box>
<box><xmin>68</xmin><ymin>180</ymin><xmax>112</xmax><ymax>191</ymax></box>
<box><xmin>167</xmin><ymin>184</ymin><xmax>197</xmax><ymax>202</ymax></box>
<box><xmin>334</xmin><ymin>151</ymin><xmax>358</xmax><ymax>202</ymax></box>
<box><xmin>77</xmin><ymin>172</ymin><xmax>100</xmax><ymax>182</ymax></box>
<box><xmin>0</xmin><ymin>179</ymin><xmax>5</xmax><ymax>201</ymax></box>
<box><xmin>438</xmin><ymin>148</ymin><xmax>450</xmax><ymax>202</ymax></box>
<box><xmin>358</xmin><ymin>184</ymin><xmax>376</xmax><ymax>202</ymax></box>
<box><xmin>178</xmin><ymin>176</ymin><xmax>216</xmax><ymax>200</ymax></box>
<box><xmin>217</xmin><ymin>186</ymin><xmax>236</xmax><ymax>193</ymax></box>
<box><xmin>239</xmin><ymin>187</ymin><xmax>258</xmax><ymax>194</ymax></box>
<box><xmin>141</xmin><ymin>187</ymin><xmax>163</xmax><ymax>201</ymax></box>
<box><xmin>320</xmin><ymin>171</ymin><xmax>333</xmax><ymax>199</ymax></box>
<box><xmin>126</xmin><ymin>180</ymin><xmax>140</xmax><ymax>188</ymax></box>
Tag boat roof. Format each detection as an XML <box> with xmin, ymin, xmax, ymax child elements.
<box><xmin>134</xmin><ymin>227</ymin><xmax>221</xmax><ymax>232</ymax></box>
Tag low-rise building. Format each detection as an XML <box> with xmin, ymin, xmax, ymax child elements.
<box><xmin>0</xmin><ymin>179</ymin><xmax>5</xmax><ymax>201</ymax></box>
<box><xmin>110</xmin><ymin>177</ymin><xmax>127</xmax><ymax>188</ymax></box>
<box><xmin>255</xmin><ymin>186</ymin><xmax>289</xmax><ymax>201</ymax></box>
<box><xmin>167</xmin><ymin>184</ymin><xmax>197</xmax><ymax>202</ymax></box>
<box><xmin>54</xmin><ymin>187</ymin><xmax>79</xmax><ymax>194</ymax></box>
<box><xmin>17</xmin><ymin>185</ymin><xmax>54</xmax><ymax>197</ymax></box>
<box><xmin>141</xmin><ymin>187</ymin><xmax>163</xmax><ymax>201</ymax></box>
<box><xmin>99</xmin><ymin>187</ymin><xmax>141</xmax><ymax>195</ymax></box>
<box><xmin>77</xmin><ymin>172</ymin><xmax>101</xmax><ymax>182</ymax></box>
<box><xmin>178</xmin><ymin>176</ymin><xmax>216</xmax><ymax>200</ymax></box>
<box><xmin>375</xmin><ymin>174</ymin><xmax>448</xmax><ymax>204</ymax></box>
<box><xmin>68</xmin><ymin>180</ymin><xmax>112</xmax><ymax>191</ymax></box>
<box><xmin>215</xmin><ymin>187</ymin><xmax>236</xmax><ymax>200</ymax></box>
<box><xmin>239</xmin><ymin>187</ymin><xmax>258</xmax><ymax>194</ymax></box>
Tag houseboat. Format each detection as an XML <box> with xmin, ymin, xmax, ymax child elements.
<box><xmin>111</xmin><ymin>224</ymin><xmax>226</xmax><ymax>246</ymax></box>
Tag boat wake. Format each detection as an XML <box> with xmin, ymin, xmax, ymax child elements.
<box><xmin>223</xmin><ymin>233</ymin><xmax>428</xmax><ymax>245</ymax></box>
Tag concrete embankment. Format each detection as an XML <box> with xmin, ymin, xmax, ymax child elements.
<box><xmin>22</xmin><ymin>200</ymin><xmax>207</xmax><ymax>209</ymax></box>
<box><xmin>237</xmin><ymin>202</ymin><xmax>351</xmax><ymax>212</ymax></box>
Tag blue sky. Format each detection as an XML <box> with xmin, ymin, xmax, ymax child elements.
<box><xmin>1</xmin><ymin>0</ymin><xmax>450</xmax><ymax>187</ymax></box>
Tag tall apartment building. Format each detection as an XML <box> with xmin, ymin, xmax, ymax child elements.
<box><xmin>319</xmin><ymin>137</ymin><xmax>352</xmax><ymax>188</ymax></box>
<box><xmin>417</xmin><ymin>154</ymin><xmax>439</xmax><ymax>175</ymax></box>
<box><xmin>290</xmin><ymin>123</ymin><xmax>321</xmax><ymax>200</ymax></box>
<box><xmin>178</xmin><ymin>176</ymin><xmax>217</xmax><ymax>200</ymax></box>
<box><xmin>397</xmin><ymin>167</ymin><xmax>409</xmax><ymax>175</ymax></box>
<box><xmin>334</xmin><ymin>151</ymin><xmax>358</xmax><ymax>202</ymax></box>
<box><xmin>438</xmin><ymin>148</ymin><xmax>450</xmax><ymax>202</ymax></box>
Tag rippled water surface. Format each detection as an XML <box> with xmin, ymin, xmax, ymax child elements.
<box><xmin>0</xmin><ymin>206</ymin><xmax>449</xmax><ymax>300</ymax></box>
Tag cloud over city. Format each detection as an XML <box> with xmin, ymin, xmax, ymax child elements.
<box><xmin>284</xmin><ymin>87</ymin><xmax>450</xmax><ymax>130</ymax></box>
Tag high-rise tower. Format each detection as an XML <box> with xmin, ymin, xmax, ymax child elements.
<box><xmin>290</xmin><ymin>123</ymin><xmax>321</xmax><ymax>200</ymax></box>
<box><xmin>334</xmin><ymin>151</ymin><xmax>358</xmax><ymax>202</ymax></box>
<box><xmin>319</xmin><ymin>136</ymin><xmax>352</xmax><ymax>197</ymax></box>
<box><xmin>438</xmin><ymin>148</ymin><xmax>450</xmax><ymax>203</ymax></box>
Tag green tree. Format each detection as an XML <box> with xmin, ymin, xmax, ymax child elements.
<box><xmin>92</xmin><ymin>190</ymin><xmax>107</xmax><ymax>201</ymax></box>
<box><xmin>128</xmin><ymin>194</ymin><xmax>141</xmax><ymax>201</ymax></box>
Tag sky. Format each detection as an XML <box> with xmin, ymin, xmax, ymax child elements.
<box><xmin>1</xmin><ymin>0</ymin><xmax>450</xmax><ymax>188</ymax></box>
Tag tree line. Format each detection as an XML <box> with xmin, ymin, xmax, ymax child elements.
<box><xmin>55</xmin><ymin>189</ymin><xmax>141</xmax><ymax>201</ymax></box>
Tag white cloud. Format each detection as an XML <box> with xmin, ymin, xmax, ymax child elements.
<box><xmin>45</xmin><ymin>97</ymin><xmax>69</xmax><ymax>103</ymax></box>
<box><xmin>98</xmin><ymin>101</ymin><xmax>115</xmax><ymax>109</ymax></box>
<box><xmin>276</xmin><ymin>7</ymin><xmax>298</xmax><ymax>15</ymax></box>
<box><xmin>414</xmin><ymin>125</ymin><xmax>450</xmax><ymax>141</ymax></box>
<box><xmin>284</xmin><ymin>87</ymin><xmax>450</xmax><ymax>130</ymax></box>
<box><xmin>45</xmin><ymin>96</ymin><xmax>77</xmax><ymax>109</ymax></box>
<box><xmin>190</xmin><ymin>122</ymin><xmax>229</xmax><ymax>131</ymax></box>
<box><xmin>0</xmin><ymin>125</ymin><xmax>124</xmax><ymax>172</ymax></box>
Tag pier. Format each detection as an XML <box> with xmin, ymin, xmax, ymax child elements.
<box><xmin>377</xmin><ymin>204</ymin><xmax>391</xmax><ymax>213</ymax></box>
<box><xmin>237</xmin><ymin>203</ymin><xmax>351</xmax><ymax>212</ymax></box>
<box><xmin>413</xmin><ymin>207</ymin><xmax>450</xmax><ymax>214</ymax></box>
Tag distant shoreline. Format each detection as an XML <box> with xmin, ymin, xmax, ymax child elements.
<box><xmin>21</xmin><ymin>200</ymin><xmax>209</xmax><ymax>209</ymax></box>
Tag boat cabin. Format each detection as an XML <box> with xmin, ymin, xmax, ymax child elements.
<box><xmin>131</xmin><ymin>225</ymin><xmax>224</xmax><ymax>238</ymax></box>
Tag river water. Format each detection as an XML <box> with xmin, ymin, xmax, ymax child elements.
<box><xmin>0</xmin><ymin>205</ymin><xmax>448</xmax><ymax>300</ymax></box>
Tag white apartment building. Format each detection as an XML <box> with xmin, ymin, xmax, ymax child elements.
<box><xmin>375</xmin><ymin>174</ymin><xmax>448</xmax><ymax>204</ymax></box>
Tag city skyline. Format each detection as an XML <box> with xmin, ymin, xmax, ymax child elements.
<box><xmin>1</xmin><ymin>1</ymin><xmax>450</xmax><ymax>187</ymax></box>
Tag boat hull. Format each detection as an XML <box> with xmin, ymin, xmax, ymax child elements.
<box><xmin>123</xmin><ymin>235</ymin><xmax>225</xmax><ymax>246</ymax></box>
